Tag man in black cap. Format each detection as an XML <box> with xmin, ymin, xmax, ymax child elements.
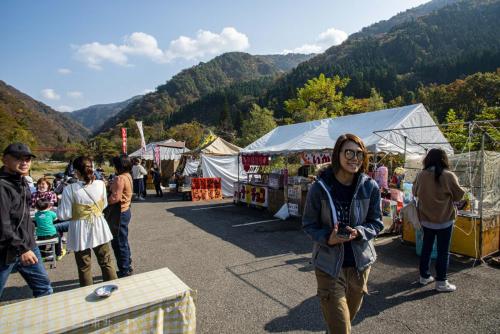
<box><xmin>0</xmin><ymin>142</ymin><xmax>53</xmax><ymax>299</ymax></box>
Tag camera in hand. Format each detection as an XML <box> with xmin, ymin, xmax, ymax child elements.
<box><xmin>336</xmin><ymin>222</ymin><xmax>351</xmax><ymax>239</ymax></box>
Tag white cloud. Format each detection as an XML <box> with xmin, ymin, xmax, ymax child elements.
<box><xmin>142</xmin><ymin>88</ymin><xmax>154</xmax><ymax>94</ymax></box>
<box><xmin>41</xmin><ymin>88</ymin><xmax>60</xmax><ymax>100</ymax></box>
<box><xmin>56</xmin><ymin>105</ymin><xmax>74</xmax><ymax>112</ymax></box>
<box><xmin>73</xmin><ymin>27</ymin><xmax>249</xmax><ymax>69</ymax></box>
<box><xmin>73</xmin><ymin>42</ymin><xmax>129</xmax><ymax>70</ymax></box>
<box><xmin>67</xmin><ymin>91</ymin><xmax>83</xmax><ymax>99</ymax></box>
<box><xmin>283</xmin><ymin>27</ymin><xmax>348</xmax><ymax>54</ymax></box>
<box><xmin>58</xmin><ymin>68</ymin><xmax>72</xmax><ymax>75</ymax></box>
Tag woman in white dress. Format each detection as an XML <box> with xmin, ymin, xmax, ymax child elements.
<box><xmin>57</xmin><ymin>156</ymin><xmax>117</xmax><ymax>286</ymax></box>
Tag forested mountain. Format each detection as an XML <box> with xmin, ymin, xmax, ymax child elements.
<box><xmin>68</xmin><ymin>95</ymin><xmax>141</xmax><ymax>133</ymax></box>
<box><xmin>97</xmin><ymin>52</ymin><xmax>313</xmax><ymax>133</ymax></box>
<box><xmin>350</xmin><ymin>0</ymin><xmax>460</xmax><ymax>39</ymax></box>
<box><xmin>0</xmin><ymin>80</ymin><xmax>89</xmax><ymax>151</ymax></box>
<box><xmin>266</xmin><ymin>0</ymin><xmax>500</xmax><ymax>116</ymax></box>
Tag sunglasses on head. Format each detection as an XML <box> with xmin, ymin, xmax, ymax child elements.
<box><xmin>343</xmin><ymin>149</ymin><xmax>364</xmax><ymax>161</ymax></box>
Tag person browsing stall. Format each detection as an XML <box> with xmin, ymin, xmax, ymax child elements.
<box><xmin>108</xmin><ymin>155</ymin><xmax>134</xmax><ymax>277</ymax></box>
<box><xmin>302</xmin><ymin>134</ymin><xmax>383</xmax><ymax>334</ymax></box>
<box><xmin>57</xmin><ymin>156</ymin><xmax>117</xmax><ymax>286</ymax></box>
<box><xmin>0</xmin><ymin>142</ymin><xmax>53</xmax><ymax>299</ymax></box>
<box><xmin>413</xmin><ymin>148</ymin><xmax>465</xmax><ymax>292</ymax></box>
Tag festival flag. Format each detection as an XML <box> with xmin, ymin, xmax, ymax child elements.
<box><xmin>121</xmin><ymin>128</ymin><xmax>127</xmax><ymax>154</ymax></box>
<box><xmin>154</xmin><ymin>145</ymin><xmax>161</xmax><ymax>166</ymax></box>
<box><xmin>136</xmin><ymin>121</ymin><xmax>146</xmax><ymax>156</ymax></box>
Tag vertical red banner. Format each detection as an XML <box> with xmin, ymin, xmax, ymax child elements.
<box><xmin>121</xmin><ymin>128</ymin><xmax>127</xmax><ymax>154</ymax></box>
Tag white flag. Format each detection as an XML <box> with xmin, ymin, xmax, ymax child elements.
<box><xmin>136</xmin><ymin>121</ymin><xmax>146</xmax><ymax>155</ymax></box>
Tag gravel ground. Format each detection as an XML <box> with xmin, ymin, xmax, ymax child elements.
<box><xmin>2</xmin><ymin>194</ymin><xmax>499</xmax><ymax>333</ymax></box>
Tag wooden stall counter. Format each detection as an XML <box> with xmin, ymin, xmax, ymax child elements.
<box><xmin>402</xmin><ymin>212</ymin><xmax>500</xmax><ymax>259</ymax></box>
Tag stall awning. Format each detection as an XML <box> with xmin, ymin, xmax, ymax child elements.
<box><xmin>129</xmin><ymin>139</ymin><xmax>190</xmax><ymax>160</ymax></box>
<box><xmin>242</xmin><ymin>104</ymin><xmax>453</xmax><ymax>156</ymax></box>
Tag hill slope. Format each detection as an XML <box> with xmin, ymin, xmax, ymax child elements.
<box><xmin>0</xmin><ymin>80</ymin><xmax>89</xmax><ymax>151</ymax></box>
<box><xmin>267</xmin><ymin>0</ymin><xmax>500</xmax><ymax>115</ymax></box>
<box><xmin>68</xmin><ymin>95</ymin><xmax>141</xmax><ymax>133</ymax></box>
<box><xmin>97</xmin><ymin>52</ymin><xmax>313</xmax><ymax>132</ymax></box>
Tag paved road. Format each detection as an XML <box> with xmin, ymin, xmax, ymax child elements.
<box><xmin>2</xmin><ymin>195</ymin><xmax>499</xmax><ymax>333</ymax></box>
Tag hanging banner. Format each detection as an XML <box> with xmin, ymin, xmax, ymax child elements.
<box><xmin>241</xmin><ymin>154</ymin><xmax>269</xmax><ymax>172</ymax></box>
<box><xmin>121</xmin><ymin>128</ymin><xmax>127</xmax><ymax>154</ymax></box>
<box><xmin>154</xmin><ymin>145</ymin><xmax>161</xmax><ymax>166</ymax></box>
<box><xmin>136</xmin><ymin>121</ymin><xmax>146</xmax><ymax>156</ymax></box>
<box><xmin>300</xmin><ymin>152</ymin><xmax>332</xmax><ymax>165</ymax></box>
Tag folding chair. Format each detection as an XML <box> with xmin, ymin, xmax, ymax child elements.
<box><xmin>36</xmin><ymin>237</ymin><xmax>59</xmax><ymax>269</ymax></box>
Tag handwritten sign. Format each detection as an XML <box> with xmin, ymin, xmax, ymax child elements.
<box><xmin>233</xmin><ymin>182</ymin><xmax>268</xmax><ymax>207</ymax></box>
<box><xmin>191</xmin><ymin>177</ymin><xmax>222</xmax><ymax>201</ymax></box>
<box><xmin>300</xmin><ymin>152</ymin><xmax>331</xmax><ymax>165</ymax></box>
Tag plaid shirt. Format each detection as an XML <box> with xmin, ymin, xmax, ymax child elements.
<box><xmin>31</xmin><ymin>191</ymin><xmax>57</xmax><ymax>208</ymax></box>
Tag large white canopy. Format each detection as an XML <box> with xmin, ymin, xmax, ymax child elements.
<box><xmin>129</xmin><ymin>139</ymin><xmax>189</xmax><ymax>160</ymax></box>
<box><xmin>242</xmin><ymin>104</ymin><xmax>453</xmax><ymax>156</ymax></box>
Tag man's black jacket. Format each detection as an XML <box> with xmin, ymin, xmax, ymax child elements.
<box><xmin>0</xmin><ymin>167</ymin><xmax>36</xmax><ymax>265</ymax></box>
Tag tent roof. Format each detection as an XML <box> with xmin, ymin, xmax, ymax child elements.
<box><xmin>242</xmin><ymin>104</ymin><xmax>453</xmax><ymax>156</ymax></box>
<box><xmin>190</xmin><ymin>136</ymin><xmax>241</xmax><ymax>155</ymax></box>
<box><xmin>129</xmin><ymin>139</ymin><xmax>190</xmax><ymax>160</ymax></box>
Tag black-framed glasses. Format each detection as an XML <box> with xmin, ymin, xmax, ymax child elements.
<box><xmin>343</xmin><ymin>149</ymin><xmax>364</xmax><ymax>161</ymax></box>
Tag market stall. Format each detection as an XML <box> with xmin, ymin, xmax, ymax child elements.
<box><xmin>129</xmin><ymin>139</ymin><xmax>189</xmax><ymax>189</ymax></box>
<box><xmin>240</xmin><ymin>103</ymin><xmax>449</xmax><ymax>221</ymax></box>
<box><xmin>177</xmin><ymin>134</ymin><xmax>245</xmax><ymax>199</ymax></box>
<box><xmin>378</xmin><ymin>120</ymin><xmax>500</xmax><ymax>259</ymax></box>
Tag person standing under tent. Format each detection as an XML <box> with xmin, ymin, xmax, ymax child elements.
<box><xmin>57</xmin><ymin>156</ymin><xmax>117</xmax><ymax>286</ymax></box>
<box><xmin>302</xmin><ymin>133</ymin><xmax>383</xmax><ymax>334</ymax></box>
<box><xmin>0</xmin><ymin>142</ymin><xmax>53</xmax><ymax>299</ymax></box>
<box><xmin>141</xmin><ymin>160</ymin><xmax>148</xmax><ymax>198</ymax></box>
<box><xmin>413</xmin><ymin>148</ymin><xmax>464</xmax><ymax>292</ymax></box>
<box><xmin>131</xmin><ymin>158</ymin><xmax>147</xmax><ymax>201</ymax></box>
<box><xmin>108</xmin><ymin>155</ymin><xmax>134</xmax><ymax>277</ymax></box>
<box><xmin>151</xmin><ymin>164</ymin><xmax>163</xmax><ymax>197</ymax></box>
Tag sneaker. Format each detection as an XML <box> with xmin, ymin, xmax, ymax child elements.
<box><xmin>419</xmin><ymin>275</ymin><xmax>435</xmax><ymax>285</ymax></box>
<box><xmin>57</xmin><ymin>248</ymin><xmax>67</xmax><ymax>261</ymax></box>
<box><xmin>137</xmin><ymin>196</ymin><xmax>145</xmax><ymax>201</ymax></box>
<box><xmin>436</xmin><ymin>280</ymin><xmax>456</xmax><ymax>292</ymax></box>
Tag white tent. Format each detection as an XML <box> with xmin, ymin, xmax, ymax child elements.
<box><xmin>129</xmin><ymin>139</ymin><xmax>189</xmax><ymax>160</ymax></box>
<box><xmin>181</xmin><ymin>136</ymin><xmax>245</xmax><ymax>197</ymax></box>
<box><xmin>242</xmin><ymin>104</ymin><xmax>453</xmax><ymax>156</ymax></box>
<box><xmin>201</xmin><ymin>155</ymin><xmax>246</xmax><ymax>197</ymax></box>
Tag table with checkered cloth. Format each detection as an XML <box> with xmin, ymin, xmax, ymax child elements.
<box><xmin>0</xmin><ymin>267</ymin><xmax>196</xmax><ymax>334</ymax></box>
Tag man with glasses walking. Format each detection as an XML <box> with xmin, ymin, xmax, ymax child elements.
<box><xmin>0</xmin><ymin>142</ymin><xmax>53</xmax><ymax>299</ymax></box>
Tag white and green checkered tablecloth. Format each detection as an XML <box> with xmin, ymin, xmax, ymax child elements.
<box><xmin>0</xmin><ymin>267</ymin><xmax>196</xmax><ymax>334</ymax></box>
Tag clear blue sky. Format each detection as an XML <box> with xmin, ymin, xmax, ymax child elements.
<box><xmin>0</xmin><ymin>0</ymin><xmax>429</xmax><ymax>112</ymax></box>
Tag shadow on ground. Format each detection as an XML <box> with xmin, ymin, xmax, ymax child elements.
<box><xmin>167</xmin><ymin>203</ymin><xmax>311</xmax><ymax>259</ymax></box>
<box><xmin>1</xmin><ymin>276</ymin><xmax>102</xmax><ymax>303</ymax></box>
<box><xmin>262</xmin><ymin>236</ymin><xmax>478</xmax><ymax>332</ymax></box>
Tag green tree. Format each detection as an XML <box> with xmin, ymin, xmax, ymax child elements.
<box><xmin>165</xmin><ymin>121</ymin><xmax>205</xmax><ymax>149</ymax></box>
<box><xmin>474</xmin><ymin>107</ymin><xmax>500</xmax><ymax>150</ymax></box>
<box><xmin>366</xmin><ymin>88</ymin><xmax>386</xmax><ymax>111</ymax></box>
<box><xmin>284</xmin><ymin>73</ymin><xmax>350</xmax><ymax>122</ymax></box>
<box><xmin>443</xmin><ymin>109</ymin><xmax>468</xmax><ymax>151</ymax></box>
<box><xmin>239</xmin><ymin>104</ymin><xmax>277</xmax><ymax>146</ymax></box>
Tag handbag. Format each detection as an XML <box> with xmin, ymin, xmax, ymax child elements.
<box><xmin>103</xmin><ymin>202</ymin><xmax>121</xmax><ymax>238</ymax></box>
<box><xmin>401</xmin><ymin>198</ymin><xmax>421</xmax><ymax>230</ymax></box>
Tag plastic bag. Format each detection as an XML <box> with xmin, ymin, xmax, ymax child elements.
<box><xmin>401</xmin><ymin>199</ymin><xmax>421</xmax><ymax>230</ymax></box>
<box><xmin>274</xmin><ymin>203</ymin><xmax>290</xmax><ymax>220</ymax></box>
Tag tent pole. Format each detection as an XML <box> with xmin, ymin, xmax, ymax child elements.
<box><xmin>479</xmin><ymin>130</ymin><xmax>485</xmax><ymax>219</ymax></box>
<box><xmin>403</xmin><ymin>136</ymin><xmax>407</xmax><ymax>168</ymax></box>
